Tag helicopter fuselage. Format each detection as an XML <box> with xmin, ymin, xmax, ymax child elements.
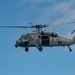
<box><xmin>0</xmin><ymin>22</ymin><xmax>75</xmax><ymax>52</ymax></box>
<box><xmin>15</xmin><ymin>31</ymin><xmax>75</xmax><ymax>52</ymax></box>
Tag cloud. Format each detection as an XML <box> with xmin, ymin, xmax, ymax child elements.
<box><xmin>50</xmin><ymin>1</ymin><xmax>74</xmax><ymax>23</ymax></box>
<box><xmin>28</xmin><ymin>0</ymin><xmax>75</xmax><ymax>24</ymax></box>
<box><xmin>15</xmin><ymin>0</ymin><xmax>75</xmax><ymax>28</ymax></box>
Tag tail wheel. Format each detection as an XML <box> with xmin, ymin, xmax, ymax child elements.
<box><xmin>25</xmin><ymin>48</ymin><xmax>29</xmax><ymax>52</ymax></box>
<box><xmin>39</xmin><ymin>47</ymin><xmax>43</xmax><ymax>52</ymax></box>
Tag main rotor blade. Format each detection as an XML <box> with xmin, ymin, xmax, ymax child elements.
<box><xmin>0</xmin><ymin>21</ymin><xmax>75</xmax><ymax>29</ymax></box>
<box><xmin>0</xmin><ymin>26</ymin><xmax>33</xmax><ymax>28</ymax></box>
<box><xmin>49</xmin><ymin>22</ymin><xmax>75</xmax><ymax>27</ymax></box>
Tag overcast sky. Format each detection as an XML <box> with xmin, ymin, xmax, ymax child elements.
<box><xmin>0</xmin><ymin>0</ymin><xmax>75</xmax><ymax>75</ymax></box>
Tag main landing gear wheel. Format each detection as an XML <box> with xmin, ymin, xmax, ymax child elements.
<box><xmin>39</xmin><ymin>47</ymin><xmax>43</xmax><ymax>52</ymax></box>
<box><xmin>25</xmin><ymin>48</ymin><xmax>29</xmax><ymax>52</ymax></box>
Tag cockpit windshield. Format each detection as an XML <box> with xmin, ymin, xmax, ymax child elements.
<box><xmin>19</xmin><ymin>34</ymin><xmax>28</xmax><ymax>40</ymax></box>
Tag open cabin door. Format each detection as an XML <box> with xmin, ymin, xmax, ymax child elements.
<box><xmin>41</xmin><ymin>36</ymin><xmax>49</xmax><ymax>46</ymax></box>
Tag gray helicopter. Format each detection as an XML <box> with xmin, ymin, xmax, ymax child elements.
<box><xmin>0</xmin><ymin>22</ymin><xmax>75</xmax><ymax>52</ymax></box>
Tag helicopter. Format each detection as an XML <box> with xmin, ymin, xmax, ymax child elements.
<box><xmin>0</xmin><ymin>22</ymin><xmax>75</xmax><ymax>52</ymax></box>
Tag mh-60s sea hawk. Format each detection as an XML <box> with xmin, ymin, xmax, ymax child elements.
<box><xmin>0</xmin><ymin>22</ymin><xmax>75</xmax><ymax>52</ymax></box>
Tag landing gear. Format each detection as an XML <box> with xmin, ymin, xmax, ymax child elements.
<box><xmin>39</xmin><ymin>47</ymin><xmax>43</xmax><ymax>52</ymax></box>
<box><xmin>67</xmin><ymin>46</ymin><xmax>72</xmax><ymax>52</ymax></box>
<box><xmin>25</xmin><ymin>48</ymin><xmax>29</xmax><ymax>52</ymax></box>
<box><xmin>35</xmin><ymin>44</ymin><xmax>43</xmax><ymax>52</ymax></box>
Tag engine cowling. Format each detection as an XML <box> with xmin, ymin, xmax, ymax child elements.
<box><xmin>40</xmin><ymin>31</ymin><xmax>57</xmax><ymax>37</ymax></box>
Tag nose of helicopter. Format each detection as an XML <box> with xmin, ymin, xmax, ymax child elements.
<box><xmin>15</xmin><ymin>40</ymin><xmax>21</xmax><ymax>47</ymax></box>
<box><xmin>15</xmin><ymin>39</ymin><xmax>29</xmax><ymax>47</ymax></box>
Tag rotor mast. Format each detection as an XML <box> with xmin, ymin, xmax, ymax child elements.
<box><xmin>32</xmin><ymin>25</ymin><xmax>47</xmax><ymax>31</ymax></box>
<box><xmin>34</xmin><ymin>25</ymin><xmax>42</xmax><ymax>31</ymax></box>
<box><xmin>36</xmin><ymin>27</ymin><xmax>41</xmax><ymax>31</ymax></box>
